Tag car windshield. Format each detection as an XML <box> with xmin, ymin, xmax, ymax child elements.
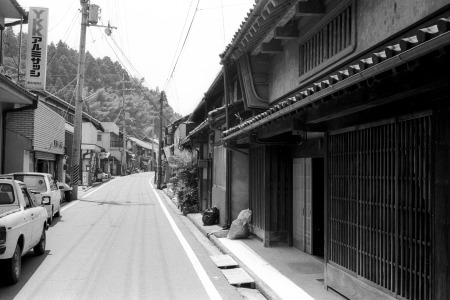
<box><xmin>14</xmin><ymin>175</ymin><xmax>47</xmax><ymax>192</ymax></box>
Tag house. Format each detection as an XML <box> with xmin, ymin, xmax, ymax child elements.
<box><xmin>128</xmin><ymin>136</ymin><xmax>157</xmax><ymax>171</ymax></box>
<box><xmin>0</xmin><ymin>1</ymin><xmax>53</xmax><ymax>178</ymax></box>
<box><xmin>34</xmin><ymin>91</ymin><xmax>105</xmax><ymax>185</ymax></box>
<box><xmin>187</xmin><ymin>0</ymin><xmax>450</xmax><ymax>299</ymax></box>
<box><xmin>181</xmin><ymin>71</ymin><xmax>249</xmax><ymax>224</ymax></box>
<box><xmin>98</xmin><ymin>122</ymin><xmax>123</xmax><ymax>176</ymax></box>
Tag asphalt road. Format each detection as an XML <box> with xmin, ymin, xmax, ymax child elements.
<box><xmin>0</xmin><ymin>172</ymin><xmax>240</xmax><ymax>300</ymax></box>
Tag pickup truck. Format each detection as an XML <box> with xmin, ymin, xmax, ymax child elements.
<box><xmin>0</xmin><ymin>178</ymin><xmax>48</xmax><ymax>284</ymax></box>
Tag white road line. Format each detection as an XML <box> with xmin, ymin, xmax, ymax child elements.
<box><xmin>149</xmin><ymin>179</ymin><xmax>222</xmax><ymax>300</ymax></box>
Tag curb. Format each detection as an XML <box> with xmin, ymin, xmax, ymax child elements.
<box><xmin>185</xmin><ymin>213</ymin><xmax>281</xmax><ymax>300</ymax></box>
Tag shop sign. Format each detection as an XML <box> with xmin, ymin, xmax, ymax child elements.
<box><xmin>25</xmin><ymin>7</ymin><xmax>49</xmax><ymax>90</ymax></box>
<box><xmin>98</xmin><ymin>152</ymin><xmax>111</xmax><ymax>159</ymax></box>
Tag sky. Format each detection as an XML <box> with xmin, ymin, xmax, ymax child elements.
<box><xmin>16</xmin><ymin>0</ymin><xmax>255</xmax><ymax>116</ymax></box>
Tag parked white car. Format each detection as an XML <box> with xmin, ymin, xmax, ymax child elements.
<box><xmin>0</xmin><ymin>179</ymin><xmax>48</xmax><ymax>284</ymax></box>
<box><xmin>10</xmin><ymin>173</ymin><xmax>62</xmax><ymax>225</ymax></box>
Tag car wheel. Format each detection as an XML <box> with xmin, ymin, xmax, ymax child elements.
<box><xmin>6</xmin><ymin>244</ymin><xmax>21</xmax><ymax>284</ymax></box>
<box><xmin>65</xmin><ymin>190</ymin><xmax>71</xmax><ymax>202</ymax></box>
<box><xmin>34</xmin><ymin>227</ymin><xmax>46</xmax><ymax>256</ymax></box>
<box><xmin>48</xmin><ymin>208</ymin><xmax>53</xmax><ymax>225</ymax></box>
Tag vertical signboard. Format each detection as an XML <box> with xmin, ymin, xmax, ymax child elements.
<box><xmin>25</xmin><ymin>8</ymin><xmax>49</xmax><ymax>90</ymax></box>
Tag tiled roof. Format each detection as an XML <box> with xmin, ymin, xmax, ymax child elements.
<box><xmin>182</xmin><ymin>99</ymin><xmax>245</xmax><ymax>145</ymax></box>
<box><xmin>222</xmin><ymin>17</ymin><xmax>450</xmax><ymax>139</ymax></box>
<box><xmin>184</xmin><ymin>119</ymin><xmax>209</xmax><ymax>140</ymax></box>
<box><xmin>128</xmin><ymin>137</ymin><xmax>154</xmax><ymax>150</ymax></box>
<box><xmin>221</xmin><ymin>0</ymin><xmax>294</xmax><ymax>61</ymax></box>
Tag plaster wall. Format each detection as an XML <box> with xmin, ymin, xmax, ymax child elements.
<box><xmin>267</xmin><ymin>0</ymin><xmax>450</xmax><ymax>102</ymax></box>
<box><xmin>356</xmin><ymin>0</ymin><xmax>449</xmax><ymax>51</ymax></box>
<box><xmin>4</xmin><ymin>129</ymin><xmax>32</xmax><ymax>173</ymax></box>
<box><xmin>269</xmin><ymin>40</ymin><xmax>299</xmax><ymax>102</ymax></box>
<box><xmin>82</xmin><ymin>122</ymin><xmax>98</xmax><ymax>145</ymax></box>
<box><xmin>98</xmin><ymin>132</ymin><xmax>111</xmax><ymax>151</ymax></box>
<box><xmin>230</xmin><ymin>150</ymin><xmax>249</xmax><ymax>220</ymax></box>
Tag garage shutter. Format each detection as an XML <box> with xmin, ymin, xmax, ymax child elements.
<box><xmin>35</xmin><ymin>151</ymin><xmax>56</xmax><ymax>161</ymax></box>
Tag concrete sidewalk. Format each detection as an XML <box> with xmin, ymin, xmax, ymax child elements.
<box><xmin>162</xmin><ymin>192</ymin><xmax>343</xmax><ymax>300</ymax></box>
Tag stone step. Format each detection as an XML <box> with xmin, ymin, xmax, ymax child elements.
<box><xmin>210</xmin><ymin>254</ymin><xmax>239</xmax><ymax>269</ymax></box>
<box><xmin>222</xmin><ymin>268</ymin><xmax>255</xmax><ymax>288</ymax></box>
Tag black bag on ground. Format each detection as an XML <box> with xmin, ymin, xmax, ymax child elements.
<box><xmin>202</xmin><ymin>207</ymin><xmax>219</xmax><ymax>225</ymax></box>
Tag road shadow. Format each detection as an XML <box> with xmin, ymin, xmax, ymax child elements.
<box><xmin>78</xmin><ymin>199</ymin><xmax>156</xmax><ymax>206</ymax></box>
<box><xmin>49</xmin><ymin>215</ymin><xmax>64</xmax><ymax>227</ymax></box>
<box><xmin>0</xmin><ymin>250</ymin><xmax>51</xmax><ymax>299</ymax></box>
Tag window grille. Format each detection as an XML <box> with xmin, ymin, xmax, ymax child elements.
<box><xmin>329</xmin><ymin>114</ymin><xmax>432</xmax><ymax>300</ymax></box>
<box><xmin>299</xmin><ymin>2</ymin><xmax>355</xmax><ymax>77</ymax></box>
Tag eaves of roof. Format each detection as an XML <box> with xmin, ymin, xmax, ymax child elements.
<box><xmin>35</xmin><ymin>90</ymin><xmax>105</xmax><ymax>132</ymax></box>
<box><xmin>1</xmin><ymin>0</ymin><xmax>28</xmax><ymax>22</ymax></box>
<box><xmin>221</xmin><ymin>0</ymin><xmax>294</xmax><ymax>61</ymax></box>
<box><xmin>165</xmin><ymin>115</ymin><xmax>190</xmax><ymax>132</ymax></box>
<box><xmin>222</xmin><ymin>17</ymin><xmax>450</xmax><ymax>140</ymax></box>
<box><xmin>0</xmin><ymin>74</ymin><xmax>37</xmax><ymax>103</ymax></box>
<box><xmin>128</xmin><ymin>137</ymin><xmax>154</xmax><ymax>150</ymax></box>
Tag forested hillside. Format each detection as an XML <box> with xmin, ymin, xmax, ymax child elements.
<box><xmin>2</xmin><ymin>27</ymin><xmax>181</xmax><ymax>140</ymax></box>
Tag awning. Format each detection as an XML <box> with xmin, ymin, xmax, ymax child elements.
<box><xmin>98</xmin><ymin>152</ymin><xmax>110</xmax><ymax>159</ymax></box>
<box><xmin>222</xmin><ymin>19</ymin><xmax>450</xmax><ymax>141</ymax></box>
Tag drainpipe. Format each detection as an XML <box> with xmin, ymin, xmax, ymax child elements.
<box><xmin>222</xmin><ymin>60</ymin><xmax>232</xmax><ymax>227</ymax></box>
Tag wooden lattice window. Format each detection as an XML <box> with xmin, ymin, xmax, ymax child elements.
<box><xmin>328</xmin><ymin>112</ymin><xmax>432</xmax><ymax>300</ymax></box>
<box><xmin>299</xmin><ymin>1</ymin><xmax>356</xmax><ymax>80</ymax></box>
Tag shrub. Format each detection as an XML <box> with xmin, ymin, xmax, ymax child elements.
<box><xmin>169</xmin><ymin>151</ymin><xmax>198</xmax><ymax>211</ymax></box>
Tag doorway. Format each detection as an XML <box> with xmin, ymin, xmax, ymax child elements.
<box><xmin>292</xmin><ymin>157</ymin><xmax>324</xmax><ymax>256</ymax></box>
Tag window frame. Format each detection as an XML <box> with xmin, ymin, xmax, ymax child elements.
<box><xmin>298</xmin><ymin>0</ymin><xmax>356</xmax><ymax>83</ymax></box>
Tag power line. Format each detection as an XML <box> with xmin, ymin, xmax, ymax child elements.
<box><xmin>163</xmin><ymin>0</ymin><xmax>201</xmax><ymax>92</ymax></box>
<box><xmin>105</xmin><ymin>34</ymin><xmax>180</xmax><ymax>121</ymax></box>
<box><xmin>165</xmin><ymin>0</ymin><xmax>195</xmax><ymax>87</ymax></box>
<box><xmin>99</xmin><ymin>31</ymin><xmax>176</xmax><ymax>123</ymax></box>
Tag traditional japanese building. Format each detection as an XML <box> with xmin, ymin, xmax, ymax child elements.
<box><xmin>189</xmin><ymin>0</ymin><xmax>450</xmax><ymax>299</ymax></box>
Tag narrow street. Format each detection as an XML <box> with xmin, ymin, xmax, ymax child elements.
<box><xmin>0</xmin><ymin>172</ymin><xmax>240</xmax><ymax>300</ymax></box>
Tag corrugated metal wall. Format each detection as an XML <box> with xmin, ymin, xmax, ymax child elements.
<box><xmin>34</xmin><ymin>102</ymin><xmax>65</xmax><ymax>154</ymax></box>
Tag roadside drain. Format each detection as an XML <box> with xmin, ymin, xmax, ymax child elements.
<box><xmin>211</xmin><ymin>254</ymin><xmax>255</xmax><ymax>288</ymax></box>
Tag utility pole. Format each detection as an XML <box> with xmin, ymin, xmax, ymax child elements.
<box><xmin>121</xmin><ymin>74</ymin><xmax>127</xmax><ymax>175</ymax></box>
<box><xmin>157</xmin><ymin>92</ymin><xmax>165</xmax><ymax>189</ymax></box>
<box><xmin>71</xmin><ymin>0</ymin><xmax>88</xmax><ymax>200</ymax></box>
<box><xmin>71</xmin><ymin>1</ymin><xmax>116</xmax><ymax>199</ymax></box>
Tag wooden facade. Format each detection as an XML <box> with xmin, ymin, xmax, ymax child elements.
<box><xmin>187</xmin><ymin>0</ymin><xmax>450</xmax><ymax>298</ymax></box>
<box><xmin>249</xmin><ymin>145</ymin><xmax>292</xmax><ymax>246</ymax></box>
<box><xmin>328</xmin><ymin>113</ymin><xmax>432</xmax><ymax>299</ymax></box>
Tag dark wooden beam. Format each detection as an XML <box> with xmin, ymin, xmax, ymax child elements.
<box><xmin>260</xmin><ymin>40</ymin><xmax>283</xmax><ymax>54</ymax></box>
<box><xmin>257</xmin><ymin>118</ymin><xmax>293</xmax><ymax>139</ymax></box>
<box><xmin>274</xmin><ymin>23</ymin><xmax>299</xmax><ymax>40</ymax></box>
<box><xmin>295</xmin><ymin>0</ymin><xmax>325</xmax><ymax>17</ymax></box>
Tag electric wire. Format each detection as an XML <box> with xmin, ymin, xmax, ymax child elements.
<box><xmin>106</xmin><ymin>34</ymin><xmax>180</xmax><ymax>122</ymax></box>
<box><xmin>164</xmin><ymin>0</ymin><xmax>195</xmax><ymax>91</ymax></box>
<box><xmin>99</xmin><ymin>31</ymin><xmax>176</xmax><ymax>123</ymax></box>
<box><xmin>163</xmin><ymin>0</ymin><xmax>201</xmax><ymax>92</ymax></box>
